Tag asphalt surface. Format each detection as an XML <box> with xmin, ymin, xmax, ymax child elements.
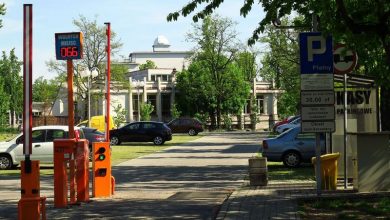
<box><xmin>0</xmin><ymin>132</ymin><xmax>263</xmax><ymax>219</ymax></box>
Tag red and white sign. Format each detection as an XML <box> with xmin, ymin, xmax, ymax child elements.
<box><xmin>333</xmin><ymin>44</ymin><xmax>357</xmax><ymax>74</ymax></box>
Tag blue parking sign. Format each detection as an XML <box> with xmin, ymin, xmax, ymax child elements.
<box><xmin>299</xmin><ymin>32</ymin><xmax>333</xmax><ymax>74</ymax></box>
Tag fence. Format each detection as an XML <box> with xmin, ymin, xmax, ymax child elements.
<box><xmin>32</xmin><ymin>116</ymin><xmax>81</xmax><ymax>127</ymax></box>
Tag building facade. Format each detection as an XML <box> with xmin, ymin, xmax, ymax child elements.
<box><xmin>54</xmin><ymin>35</ymin><xmax>282</xmax><ymax>130</ymax></box>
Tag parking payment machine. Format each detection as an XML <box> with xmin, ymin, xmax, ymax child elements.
<box><xmin>92</xmin><ymin>142</ymin><xmax>113</xmax><ymax>197</ymax></box>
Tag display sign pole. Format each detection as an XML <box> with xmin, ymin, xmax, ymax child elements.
<box><xmin>105</xmin><ymin>22</ymin><xmax>111</xmax><ymax>141</ymax></box>
<box><xmin>67</xmin><ymin>60</ymin><xmax>75</xmax><ymax>138</ymax></box>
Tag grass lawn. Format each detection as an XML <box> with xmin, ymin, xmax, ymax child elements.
<box><xmin>298</xmin><ymin>197</ymin><xmax>390</xmax><ymax>219</ymax></box>
<box><xmin>267</xmin><ymin>162</ymin><xmax>315</xmax><ymax>182</ymax></box>
<box><xmin>0</xmin><ymin>134</ymin><xmax>203</xmax><ymax>177</ymax></box>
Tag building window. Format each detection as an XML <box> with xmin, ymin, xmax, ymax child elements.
<box><xmin>243</xmin><ymin>95</ymin><xmax>265</xmax><ymax>114</ymax></box>
<box><xmin>151</xmin><ymin>75</ymin><xmax>156</xmax><ymax>81</ymax></box>
<box><xmin>161</xmin><ymin>94</ymin><xmax>171</xmax><ymax>115</ymax></box>
<box><xmin>257</xmin><ymin>95</ymin><xmax>264</xmax><ymax>114</ymax></box>
<box><xmin>132</xmin><ymin>94</ymin><xmax>139</xmax><ymax>113</ymax></box>
<box><xmin>150</xmin><ymin>74</ymin><xmax>170</xmax><ymax>82</ymax></box>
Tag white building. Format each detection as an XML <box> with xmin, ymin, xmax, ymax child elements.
<box><xmin>53</xmin><ymin>35</ymin><xmax>282</xmax><ymax>130</ymax></box>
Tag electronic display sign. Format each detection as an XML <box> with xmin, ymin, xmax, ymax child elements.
<box><xmin>55</xmin><ymin>32</ymin><xmax>83</xmax><ymax>60</ymax></box>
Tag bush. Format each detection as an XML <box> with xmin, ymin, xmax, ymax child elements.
<box><xmin>140</xmin><ymin>102</ymin><xmax>154</xmax><ymax>121</ymax></box>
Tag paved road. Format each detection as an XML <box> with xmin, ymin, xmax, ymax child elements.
<box><xmin>0</xmin><ymin>132</ymin><xmax>263</xmax><ymax>220</ymax></box>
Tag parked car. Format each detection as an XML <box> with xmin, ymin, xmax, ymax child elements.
<box><xmin>272</xmin><ymin>115</ymin><xmax>300</xmax><ymax>132</ymax></box>
<box><xmin>0</xmin><ymin>126</ymin><xmax>85</xmax><ymax>170</ymax></box>
<box><xmin>275</xmin><ymin>117</ymin><xmax>301</xmax><ymax>134</ymax></box>
<box><xmin>262</xmin><ymin>126</ymin><xmax>325</xmax><ymax>167</ymax></box>
<box><xmin>167</xmin><ymin>118</ymin><xmax>203</xmax><ymax>136</ymax></box>
<box><xmin>109</xmin><ymin>121</ymin><xmax>172</xmax><ymax>145</ymax></box>
<box><xmin>81</xmin><ymin>127</ymin><xmax>105</xmax><ymax>157</ymax></box>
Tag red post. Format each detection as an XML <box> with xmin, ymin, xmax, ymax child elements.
<box><xmin>105</xmin><ymin>22</ymin><xmax>111</xmax><ymax>141</ymax></box>
<box><xmin>67</xmin><ymin>60</ymin><xmax>75</xmax><ymax>138</ymax></box>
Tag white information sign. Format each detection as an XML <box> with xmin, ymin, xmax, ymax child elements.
<box><xmin>301</xmin><ymin>74</ymin><xmax>334</xmax><ymax>90</ymax></box>
<box><xmin>302</xmin><ymin>106</ymin><xmax>335</xmax><ymax>120</ymax></box>
<box><xmin>301</xmin><ymin>91</ymin><xmax>335</xmax><ymax>105</ymax></box>
<box><xmin>301</xmin><ymin>121</ymin><xmax>335</xmax><ymax>133</ymax></box>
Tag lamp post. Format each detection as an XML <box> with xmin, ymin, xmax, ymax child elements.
<box><xmin>132</xmin><ymin>80</ymin><xmax>145</xmax><ymax>121</ymax></box>
<box><xmin>80</xmin><ymin>67</ymin><xmax>99</xmax><ymax>127</ymax></box>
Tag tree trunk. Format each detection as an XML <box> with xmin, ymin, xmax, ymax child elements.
<box><xmin>209</xmin><ymin>109</ymin><xmax>216</xmax><ymax>131</ymax></box>
<box><xmin>216</xmin><ymin>99</ymin><xmax>221</xmax><ymax>129</ymax></box>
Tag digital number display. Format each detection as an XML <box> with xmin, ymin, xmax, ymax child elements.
<box><xmin>55</xmin><ymin>32</ymin><xmax>83</xmax><ymax>60</ymax></box>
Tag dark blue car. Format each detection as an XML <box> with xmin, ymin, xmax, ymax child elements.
<box><xmin>262</xmin><ymin>126</ymin><xmax>325</xmax><ymax>167</ymax></box>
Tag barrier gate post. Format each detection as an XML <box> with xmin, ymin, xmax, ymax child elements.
<box><xmin>53</xmin><ymin>139</ymin><xmax>76</xmax><ymax>208</ymax></box>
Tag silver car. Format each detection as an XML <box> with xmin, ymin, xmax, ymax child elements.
<box><xmin>0</xmin><ymin>126</ymin><xmax>84</xmax><ymax>170</ymax></box>
<box><xmin>262</xmin><ymin>126</ymin><xmax>325</xmax><ymax>167</ymax></box>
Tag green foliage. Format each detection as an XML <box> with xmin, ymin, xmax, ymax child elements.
<box><xmin>194</xmin><ymin>112</ymin><xmax>209</xmax><ymax>125</ymax></box>
<box><xmin>177</xmin><ymin>15</ymin><xmax>249</xmax><ymax>128</ymax></box>
<box><xmin>112</xmin><ymin>104</ymin><xmax>127</xmax><ymax>128</ymax></box>
<box><xmin>0</xmin><ymin>49</ymin><xmax>22</xmax><ymax>127</ymax></box>
<box><xmin>171</xmin><ymin>103</ymin><xmax>181</xmax><ymax>119</ymax></box>
<box><xmin>0</xmin><ymin>77</ymin><xmax>9</xmax><ymax>126</ymax></box>
<box><xmin>139</xmin><ymin>60</ymin><xmax>157</xmax><ymax>70</ymax></box>
<box><xmin>140</xmin><ymin>102</ymin><xmax>154</xmax><ymax>121</ymax></box>
<box><xmin>222</xmin><ymin>114</ymin><xmax>232</xmax><ymax>131</ymax></box>
<box><xmin>0</xmin><ymin>3</ymin><xmax>5</xmax><ymax>29</ymax></box>
<box><xmin>33</xmin><ymin>76</ymin><xmax>59</xmax><ymax>113</ymax></box>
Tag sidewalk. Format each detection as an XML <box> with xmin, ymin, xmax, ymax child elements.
<box><xmin>217</xmin><ymin>180</ymin><xmax>316</xmax><ymax>220</ymax></box>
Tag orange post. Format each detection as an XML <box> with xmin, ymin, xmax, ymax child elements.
<box><xmin>18</xmin><ymin>160</ymin><xmax>46</xmax><ymax>220</ymax></box>
<box><xmin>67</xmin><ymin>59</ymin><xmax>75</xmax><ymax>139</ymax></box>
<box><xmin>92</xmin><ymin>142</ymin><xmax>111</xmax><ymax>197</ymax></box>
<box><xmin>53</xmin><ymin>139</ymin><xmax>76</xmax><ymax>208</ymax></box>
<box><xmin>76</xmin><ymin>139</ymin><xmax>90</xmax><ymax>202</ymax></box>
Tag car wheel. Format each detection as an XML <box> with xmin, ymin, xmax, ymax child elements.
<box><xmin>282</xmin><ymin>151</ymin><xmax>301</xmax><ymax>168</ymax></box>
<box><xmin>0</xmin><ymin>154</ymin><xmax>13</xmax><ymax>170</ymax></box>
<box><xmin>153</xmin><ymin>136</ymin><xmax>164</xmax><ymax>145</ymax></box>
<box><xmin>188</xmin><ymin>129</ymin><xmax>197</xmax><ymax>136</ymax></box>
<box><xmin>110</xmin><ymin>136</ymin><xmax>121</xmax><ymax>145</ymax></box>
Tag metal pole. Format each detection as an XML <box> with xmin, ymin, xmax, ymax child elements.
<box><xmin>343</xmin><ymin>73</ymin><xmax>348</xmax><ymax>188</ymax></box>
<box><xmin>312</xmin><ymin>13</ymin><xmax>322</xmax><ymax>196</ymax></box>
<box><xmin>88</xmin><ymin>75</ymin><xmax>91</xmax><ymax>127</ymax></box>
<box><xmin>105</xmin><ymin>22</ymin><xmax>111</xmax><ymax>141</ymax></box>
<box><xmin>67</xmin><ymin>60</ymin><xmax>75</xmax><ymax>139</ymax></box>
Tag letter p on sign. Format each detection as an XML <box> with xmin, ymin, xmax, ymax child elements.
<box><xmin>307</xmin><ymin>36</ymin><xmax>326</xmax><ymax>61</ymax></box>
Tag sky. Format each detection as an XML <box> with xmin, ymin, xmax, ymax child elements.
<box><xmin>0</xmin><ymin>0</ymin><xmax>266</xmax><ymax>80</ymax></box>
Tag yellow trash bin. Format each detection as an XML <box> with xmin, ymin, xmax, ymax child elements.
<box><xmin>312</xmin><ymin>153</ymin><xmax>340</xmax><ymax>190</ymax></box>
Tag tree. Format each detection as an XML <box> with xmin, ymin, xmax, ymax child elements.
<box><xmin>112</xmin><ymin>104</ymin><xmax>127</xmax><ymax>128</ymax></box>
<box><xmin>168</xmin><ymin>0</ymin><xmax>390</xmax><ymax>129</ymax></box>
<box><xmin>0</xmin><ymin>3</ymin><xmax>5</xmax><ymax>29</ymax></box>
<box><xmin>259</xmin><ymin>19</ymin><xmax>301</xmax><ymax>118</ymax></box>
<box><xmin>139</xmin><ymin>60</ymin><xmax>157</xmax><ymax>70</ymax></box>
<box><xmin>140</xmin><ymin>102</ymin><xmax>154</xmax><ymax>121</ymax></box>
<box><xmin>33</xmin><ymin>76</ymin><xmax>59</xmax><ymax>123</ymax></box>
<box><xmin>235</xmin><ymin>50</ymin><xmax>260</xmax><ymax>129</ymax></box>
<box><xmin>47</xmin><ymin>15</ymin><xmax>123</xmax><ymax>118</ymax></box>
<box><xmin>0</xmin><ymin>77</ymin><xmax>10</xmax><ymax>127</ymax></box>
<box><xmin>0</xmin><ymin>49</ymin><xmax>22</xmax><ymax>127</ymax></box>
<box><xmin>185</xmin><ymin>15</ymin><xmax>245</xmax><ymax>128</ymax></box>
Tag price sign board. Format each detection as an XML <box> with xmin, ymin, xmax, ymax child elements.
<box><xmin>301</xmin><ymin>91</ymin><xmax>335</xmax><ymax>105</ymax></box>
<box><xmin>55</xmin><ymin>32</ymin><xmax>83</xmax><ymax>60</ymax></box>
<box><xmin>301</xmin><ymin>106</ymin><xmax>335</xmax><ymax>120</ymax></box>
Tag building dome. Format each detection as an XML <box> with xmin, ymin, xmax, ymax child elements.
<box><xmin>153</xmin><ymin>35</ymin><xmax>170</xmax><ymax>47</ymax></box>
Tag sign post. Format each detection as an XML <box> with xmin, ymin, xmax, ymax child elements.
<box><xmin>333</xmin><ymin>44</ymin><xmax>358</xmax><ymax>189</ymax></box>
<box><xmin>299</xmin><ymin>27</ymin><xmax>335</xmax><ymax>195</ymax></box>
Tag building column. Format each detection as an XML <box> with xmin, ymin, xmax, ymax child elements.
<box><xmin>128</xmin><ymin>77</ymin><xmax>134</xmax><ymax>122</ymax></box>
<box><xmin>142</xmin><ymin>77</ymin><xmax>147</xmax><ymax>103</ymax></box>
<box><xmin>157</xmin><ymin>77</ymin><xmax>162</xmax><ymax>121</ymax></box>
